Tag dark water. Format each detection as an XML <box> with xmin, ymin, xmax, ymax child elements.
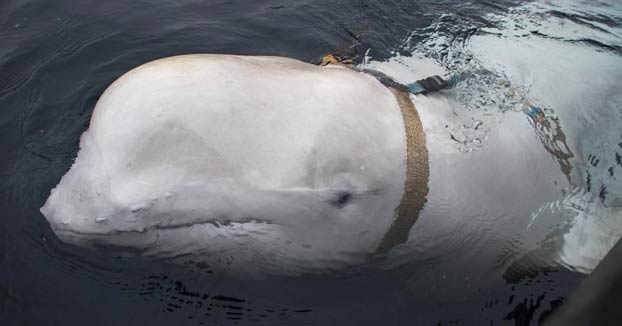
<box><xmin>1</xmin><ymin>0</ymin><xmax>621</xmax><ymax>325</ymax></box>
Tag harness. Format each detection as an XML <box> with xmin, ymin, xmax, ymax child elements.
<box><xmin>374</xmin><ymin>88</ymin><xmax>430</xmax><ymax>254</ymax></box>
<box><xmin>321</xmin><ymin>56</ymin><xmax>442</xmax><ymax>254</ymax></box>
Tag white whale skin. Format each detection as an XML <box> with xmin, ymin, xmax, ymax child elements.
<box><xmin>40</xmin><ymin>54</ymin><xmax>407</xmax><ymax>275</ymax></box>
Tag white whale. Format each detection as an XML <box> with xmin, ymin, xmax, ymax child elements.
<box><xmin>40</xmin><ymin>54</ymin><xmax>428</xmax><ymax>275</ymax></box>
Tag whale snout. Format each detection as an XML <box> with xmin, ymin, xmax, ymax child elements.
<box><xmin>41</xmin><ymin>187</ymin><xmax>159</xmax><ymax>252</ymax></box>
<box><xmin>41</xmin><ymin>187</ymin><xmax>109</xmax><ymax>243</ymax></box>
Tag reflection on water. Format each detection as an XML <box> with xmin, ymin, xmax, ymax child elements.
<box><xmin>1</xmin><ymin>0</ymin><xmax>621</xmax><ymax>325</ymax></box>
<box><xmin>136</xmin><ymin>275</ymin><xmax>313</xmax><ymax>324</ymax></box>
<box><xmin>523</xmin><ymin>104</ymin><xmax>574</xmax><ymax>182</ymax></box>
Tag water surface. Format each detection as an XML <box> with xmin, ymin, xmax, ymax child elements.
<box><xmin>1</xmin><ymin>0</ymin><xmax>621</xmax><ymax>325</ymax></box>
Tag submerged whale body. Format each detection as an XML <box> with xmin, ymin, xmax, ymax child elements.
<box><xmin>41</xmin><ymin>54</ymin><xmax>416</xmax><ymax>275</ymax></box>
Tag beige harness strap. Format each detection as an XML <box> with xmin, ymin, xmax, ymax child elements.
<box><xmin>375</xmin><ymin>88</ymin><xmax>430</xmax><ymax>254</ymax></box>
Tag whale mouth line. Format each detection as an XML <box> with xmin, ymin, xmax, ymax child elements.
<box><xmin>52</xmin><ymin>217</ymin><xmax>275</xmax><ymax>237</ymax></box>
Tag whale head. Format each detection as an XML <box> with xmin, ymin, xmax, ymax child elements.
<box><xmin>40</xmin><ymin>55</ymin><xmax>409</xmax><ymax>275</ymax></box>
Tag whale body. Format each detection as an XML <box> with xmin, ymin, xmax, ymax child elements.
<box><xmin>41</xmin><ymin>54</ymin><xmax>413</xmax><ymax>275</ymax></box>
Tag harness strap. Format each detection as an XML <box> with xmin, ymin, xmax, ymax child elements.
<box><xmin>375</xmin><ymin>88</ymin><xmax>430</xmax><ymax>254</ymax></box>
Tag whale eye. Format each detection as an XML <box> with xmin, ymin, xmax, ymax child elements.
<box><xmin>331</xmin><ymin>192</ymin><xmax>352</xmax><ymax>208</ymax></box>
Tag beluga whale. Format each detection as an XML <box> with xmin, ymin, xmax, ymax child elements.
<box><xmin>40</xmin><ymin>54</ymin><xmax>430</xmax><ymax>275</ymax></box>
